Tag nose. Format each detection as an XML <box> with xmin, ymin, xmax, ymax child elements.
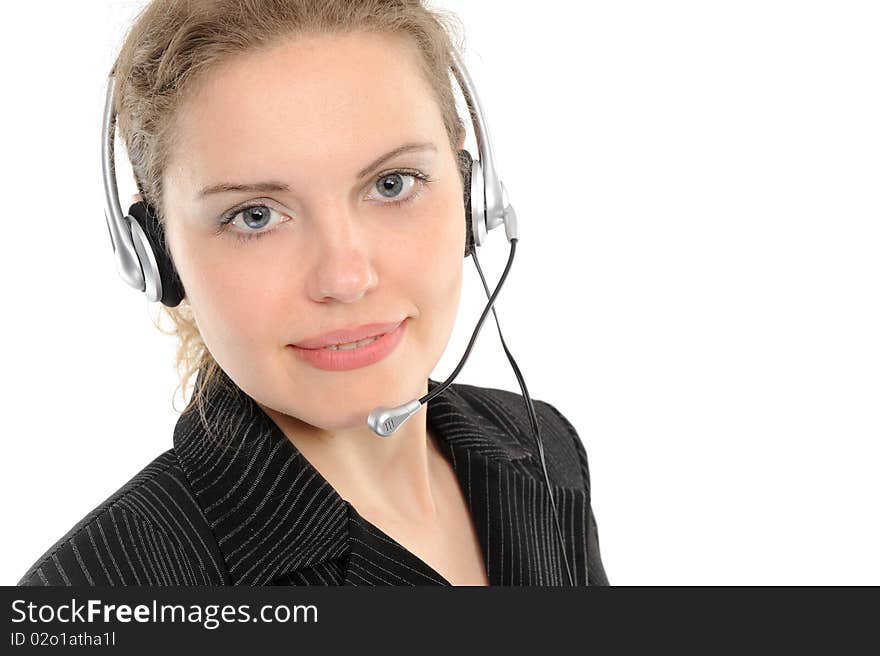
<box><xmin>306</xmin><ymin>206</ymin><xmax>379</xmax><ymax>304</ymax></box>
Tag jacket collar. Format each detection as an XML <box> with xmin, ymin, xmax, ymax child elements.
<box><xmin>174</xmin><ymin>370</ymin><xmax>590</xmax><ymax>585</ymax></box>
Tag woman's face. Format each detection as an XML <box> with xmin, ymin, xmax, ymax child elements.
<box><xmin>161</xmin><ymin>31</ymin><xmax>466</xmax><ymax>432</ymax></box>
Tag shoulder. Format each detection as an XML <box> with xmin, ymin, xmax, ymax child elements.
<box><xmin>449</xmin><ymin>381</ymin><xmax>593</xmax><ymax>491</ymax></box>
<box><xmin>453</xmin><ymin>381</ymin><xmax>609</xmax><ymax>584</ymax></box>
<box><xmin>17</xmin><ymin>449</ymin><xmax>228</xmax><ymax>586</ymax></box>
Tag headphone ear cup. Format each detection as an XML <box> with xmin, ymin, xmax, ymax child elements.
<box><xmin>127</xmin><ymin>200</ymin><xmax>186</xmax><ymax>307</ymax></box>
<box><xmin>456</xmin><ymin>149</ymin><xmax>475</xmax><ymax>259</ymax></box>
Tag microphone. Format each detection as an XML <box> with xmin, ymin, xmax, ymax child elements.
<box><xmin>366</xmin><ymin>236</ymin><xmax>518</xmax><ymax>437</ymax></box>
<box><xmin>367</xmin><ymin>400</ymin><xmax>423</xmax><ymax>437</ymax></box>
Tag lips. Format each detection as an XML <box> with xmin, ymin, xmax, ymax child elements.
<box><xmin>291</xmin><ymin>319</ymin><xmax>405</xmax><ymax>350</ymax></box>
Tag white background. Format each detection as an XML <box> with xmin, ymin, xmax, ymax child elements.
<box><xmin>1</xmin><ymin>1</ymin><xmax>878</xmax><ymax>585</ymax></box>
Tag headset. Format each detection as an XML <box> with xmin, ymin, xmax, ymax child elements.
<box><xmin>102</xmin><ymin>45</ymin><xmax>581</xmax><ymax>587</ymax></box>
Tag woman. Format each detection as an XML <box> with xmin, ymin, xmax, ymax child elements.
<box><xmin>18</xmin><ymin>0</ymin><xmax>608</xmax><ymax>586</ymax></box>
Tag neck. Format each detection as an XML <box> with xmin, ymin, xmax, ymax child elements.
<box><xmin>258</xmin><ymin>380</ymin><xmax>443</xmax><ymax>522</ymax></box>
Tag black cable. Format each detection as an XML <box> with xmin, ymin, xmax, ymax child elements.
<box><xmin>468</xmin><ymin>238</ymin><xmax>577</xmax><ymax>587</ymax></box>
<box><xmin>412</xmin><ymin>234</ymin><xmax>578</xmax><ymax>585</ymax></box>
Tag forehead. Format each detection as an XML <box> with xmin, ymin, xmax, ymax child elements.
<box><xmin>168</xmin><ymin>32</ymin><xmax>444</xmax><ymax>179</ymax></box>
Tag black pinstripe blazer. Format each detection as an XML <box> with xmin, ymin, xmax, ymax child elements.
<box><xmin>18</xmin><ymin>376</ymin><xmax>608</xmax><ymax>586</ymax></box>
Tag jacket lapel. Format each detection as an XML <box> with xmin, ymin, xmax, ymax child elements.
<box><xmin>175</xmin><ymin>371</ymin><xmax>591</xmax><ymax>586</ymax></box>
<box><xmin>423</xmin><ymin>379</ymin><xmax>593</xmax><ymax>586</ymax></box>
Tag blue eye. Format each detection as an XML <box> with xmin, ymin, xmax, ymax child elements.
<box><xmin>373</xmin><ymin>172</ymin><xmax>415</xmax><ymax>199</ymax></box>
<box><xmin>365</xmin><ymin>169</ymin><xmax>432</xmax><ymax>206</ymax></box>
<box><xmin>217</xmin><ymin>204</ymin><xmax>287</xmax><ymax>244</ymax></box>
<box><xmin>240</xmin><ymin>205</ymin><xmax>273</xmax><ymax>230</ymax></box>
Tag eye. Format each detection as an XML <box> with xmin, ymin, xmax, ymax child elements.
<box><xmin>216</xmin><ymin>202</ymin><xmax>291</xmax><ymax>243</ymax></box>
<box><xmin>365</xmin><ymin>169</ymin><xmax>432</xmax><ymax>206</ymax></box>
<box><xmin>238</xmin><ymin>205</ymin><xmax>275</xmax><ymax>229</ymax></box>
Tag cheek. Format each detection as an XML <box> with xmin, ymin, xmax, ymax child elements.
<box><xmin>170</xmin><ymin>232</ymin><xmax>288</xmax><ymax>353</ymax></box>
<box><xmin>398</xmin><ymin>186</ymin><xmax>465</xmax><ymax>331</ymax></box>
<box><xmin>405</xmin><ymin>182</ymin><xmax>466</xmax><ymax>282</ymax></box>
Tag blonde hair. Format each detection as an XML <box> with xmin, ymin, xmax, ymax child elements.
<box><xmin>110</xmin><ymin>0</ymin><xmax>468</xmax><ymax>437</ymax></box>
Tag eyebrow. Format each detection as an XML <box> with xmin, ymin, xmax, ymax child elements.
<box><xmin>196</xmin><ymin>141</ymin><xmax>437</xmax><ymax>199</ymax></box>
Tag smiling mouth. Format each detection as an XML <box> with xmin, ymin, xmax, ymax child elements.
<box><xmin>319</xmin><ymin>334</ymin><xmax>385</xmax><ymax>350</ymax></box>
<box><xmin>291</xmin><ymin>319</ymin><xmax>405</xmax><ymax>350</ymax></box>
<box><xmin>288</xmin><ymin>319</ymin><xmax>408</xmax><ymax>371</ymax></box>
